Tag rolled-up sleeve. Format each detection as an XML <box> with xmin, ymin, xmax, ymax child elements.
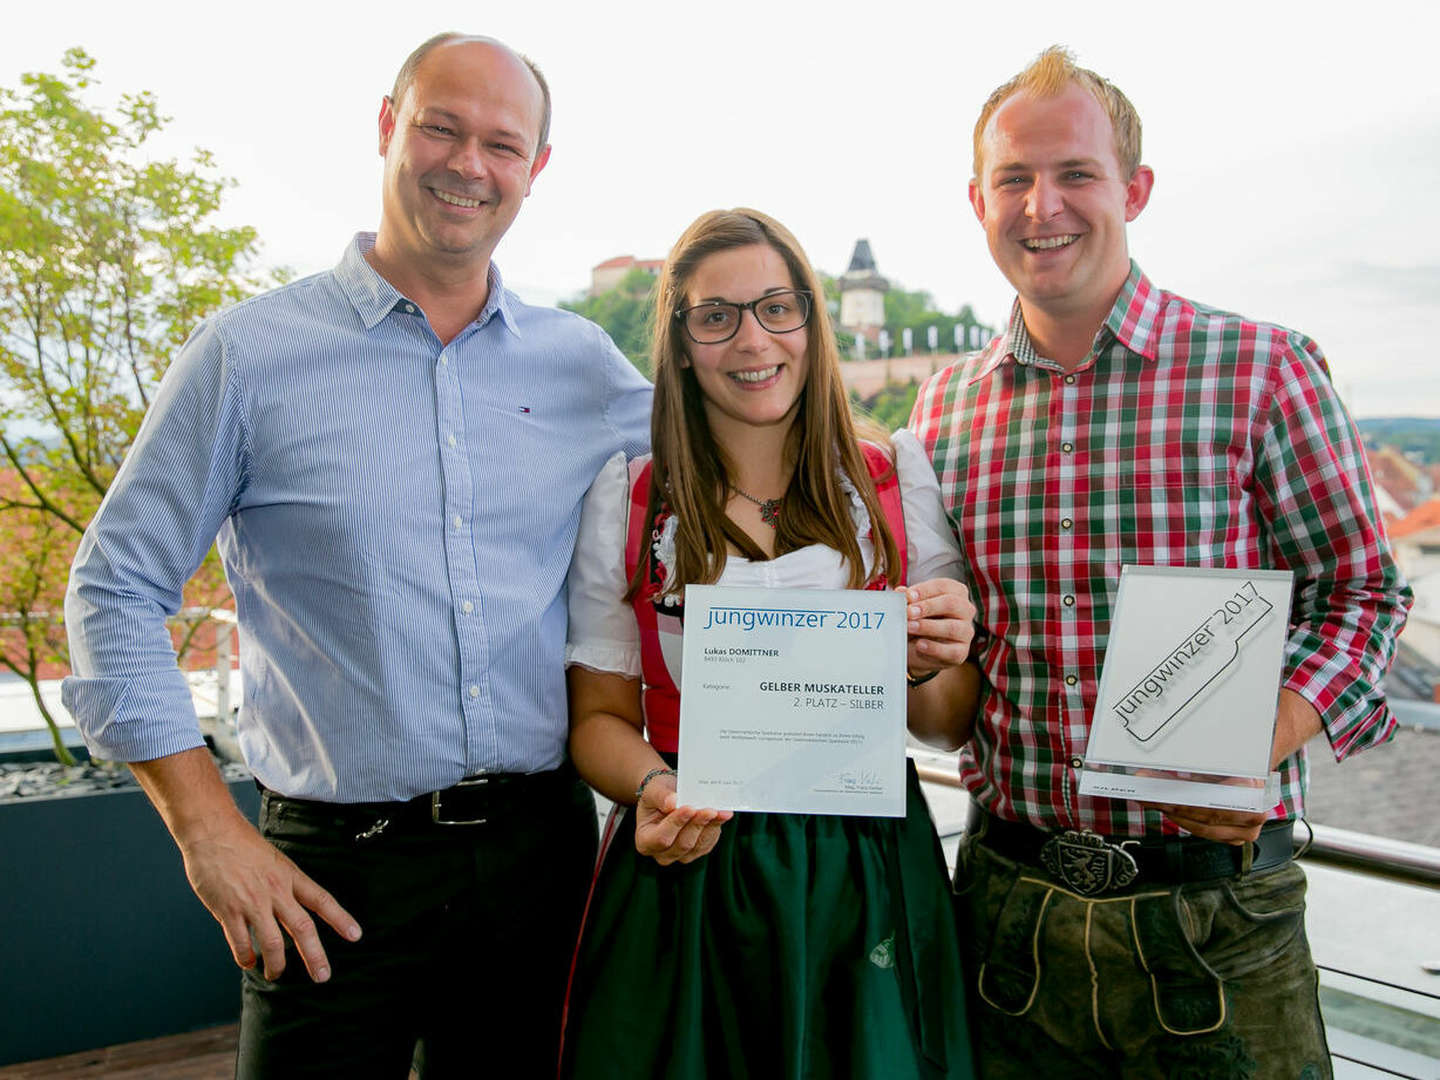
<box><xmin>1256</xmin><ymin>332</ymin><xmax>1412</xmax><ymax>761</ymax></box>
<box><xmin>62</xmin><ymin>318</ymin><xmax>251</xmax><ymax>761</ymax></box>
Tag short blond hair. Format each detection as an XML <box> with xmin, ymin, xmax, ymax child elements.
<box><xmin>972</xmin><ymin>45</ymin><xmax>1142</xmax><ymax>180</ymax></box>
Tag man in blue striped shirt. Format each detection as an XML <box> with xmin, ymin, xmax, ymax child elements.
<box><xmin>63</xmin><ymin>33</ymin><xmax>651</xmax><ymax>1077</ymax></box>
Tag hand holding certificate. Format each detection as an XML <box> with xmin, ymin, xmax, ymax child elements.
<box><xmin>677</xmin><ymin>585</ymin><xmax>909</xmax><ymax>816</ymax></box>
<box><xmin>632</xmin><ymin>768</ymin><xmax>731</xmax><ymax>866</ymax></box>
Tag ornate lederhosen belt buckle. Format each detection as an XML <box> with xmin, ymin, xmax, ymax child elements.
<box><xmin>1039</xmin><ymin>830</ymin><xmax>1139</xmax><ymax>896</ymax></box>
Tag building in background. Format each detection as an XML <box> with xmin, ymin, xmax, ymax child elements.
<box><xmin>838</xmin><ymin>239</ymin><xmax>888</xmax><ymax>348</ymax></box>
<box><xmin>1368</xmin><ymin>446</ymin><xmax>1432</xmax><ymax>524</ymax></box>
<box><xmin>590</xmin><ymin>255</ymin><xmax>664</xmax><ymax>297</ymax></box>
<box><xmin>1389</xmin><ymin>499</ymin><xmax>1440</xmax><ymax>690</ymax></box>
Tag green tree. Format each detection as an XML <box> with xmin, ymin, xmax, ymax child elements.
<box><xmin>872</xmin><ymin>287</ymin><xmax>999</xmax><ymax>359</ymax></box>
<box><xmin>883</xmin><ymin>286</ymin><xmax>944</xmax><ymax>331</ymax></box>
<box><xmin>813</xmin><ymin>272</ymin><xmax>857</xmax><ymax>357</ymax></box>
<box><xmin>1356</xmin><ymin>419</ymin><xmax>1440</xmax><ymax>465</ymax></box>
<box><xmin>562</xmin><ymin>267</ymin><xmax>656</xmax><ymax>375</ymax></box>
<box><xmin>0</xmin><ymin>49</ymin><xmax>273</xmax><ymax>762</ymax></box>
<box><xmin>851</xmin><ymin>381</ymin><xmax>920</xmax><ymax>432</ymax></box>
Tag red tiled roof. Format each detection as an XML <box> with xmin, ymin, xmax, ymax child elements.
<box><xmin>593</xmin><ymin>255</ymin><xmax>664</xmax><ymax>273</ymax></box>
<box><xmin>1368</xmin><ymin>448</ymin><xmax>1425</xmax><ymax>512</ymax></box>
<box><xmin>1389</xmin><ymin>496</ymin><xmax>1440</xmax><ymax>539</ymax></box>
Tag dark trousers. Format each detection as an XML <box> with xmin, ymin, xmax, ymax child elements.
<box><xmin>953</xmin><ymin>838</ymin><xmax>1331</xmax><ymax>1079</ymax></box>
<box><xmin>235</xmin><ymin>769</ymin><xmax>599</xmax><ymax>1079</ymax></box>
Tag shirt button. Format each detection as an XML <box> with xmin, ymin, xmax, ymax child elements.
<box><xmin>1064</xmin><ymin>375</ymin><xmax>1076</xmax><ymax>385</ymax></box>
<box><xmin>404</xmin><ymin>303</ymin><xmax>416</xmax><ymax>314</ymax></box>
<box><xmin>452</xmin><ymin>514</ymin><xmax>463</xmax><ymax>529</ymax></box>
<box><xmin>468</xmin><ymin>685</ymin><xmax>480</xmax><ymax>699</ymax></box>
<box><xmin>1070</xmin><ymin>756</ymin><xmax>1084</xmax><ymax>769</ymax></box>
<box><xmin>1061</xmin><ymin>442</ymin><xmax>1074</xmax><ymax>453</ymax></box>
<box><xmin>447</xmin><ymin>433</ymin><xmax>457</xmax><ymax>448</ymax></box>
<box><xmin>461</xmin><ymin>600</ymin><xmax>474</xmax><ymax>615</ymax></box>
<box><xmin>440</xmin><ymin>354</ymin><xmax>449</xmax><ymax>366</ymax></box>
<box><xmin>1061</xmin><ymin>518</ymin><xmax>1073</xmax><ymax>530</ymax></box>
<box><xmin>1063</xmin><ymin>594</ymin><xmax>1075</xmax><ymax>607</ymax></box>
<box><xmin>1065</xmin><ymin>674</ymin><xmax>1078</xmax><ymax>686</ymax></box>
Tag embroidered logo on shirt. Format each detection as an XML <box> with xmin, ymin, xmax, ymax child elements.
<box><xmin>868</xmin><ymin>933</ymin><xmax>895</xmax><ymax>969</ymax></box>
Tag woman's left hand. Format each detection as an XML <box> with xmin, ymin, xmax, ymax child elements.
<box><xmin>899</xmin><ymin>578</ymin><xmax>977</xmax><ymax>676</ymax></box>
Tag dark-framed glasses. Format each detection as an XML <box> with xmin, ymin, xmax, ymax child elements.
<box><xmin>674</xmin><ymin>289</ymin><xmax>812</xmax><ymax>345</ymax></box>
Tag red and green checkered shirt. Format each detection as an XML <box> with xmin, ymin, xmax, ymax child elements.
<box><xmin>910</xmin><ymin>263</ymin><xmax>1411</xmax><ymax>837</ymax></box>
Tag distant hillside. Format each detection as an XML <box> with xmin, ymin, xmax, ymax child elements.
<box><xmin>1356</xmin><ymin>418</ymin><xmax>1440</xmax><ymax>464</ymax></box>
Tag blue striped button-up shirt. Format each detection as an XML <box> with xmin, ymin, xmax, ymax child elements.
<box><xmin>63</xmin><ymin>234</ymin><xmax>652</xmax><ymax>801</ymax></box>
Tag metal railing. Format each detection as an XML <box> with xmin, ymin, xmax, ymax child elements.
<box><xmin>912</xmin><ymin>758</ymin><xmax>1440</xmax><ymax>1077</ymax></box>
<box><xmin>911</xmin><ymin>763</ymin><xmax>1440</xmax><ymax>887</ymax></box>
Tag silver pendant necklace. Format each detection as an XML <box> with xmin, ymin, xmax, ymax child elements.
<box><xmin>732</xmin><ymin>487</ymin><xmax>782</xmax><ymax>528</ymax></box>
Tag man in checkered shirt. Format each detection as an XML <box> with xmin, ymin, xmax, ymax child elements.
<box><xmin>910</xmin><ymin>46</ymin><xmax>1411</xmax><ymax>1078</ymax></box>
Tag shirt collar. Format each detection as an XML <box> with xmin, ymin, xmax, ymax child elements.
<box><xmin>335</xmin><ymin>233</ymin><xmax>398</xmax><ymax>330</ymax></box>
<box><xmin>1100</xmin><ymin>260</ymin><xmax>1161</xmax><ymax>362</ymax></box>
<box><xmin>486</xmin><ymin>263</ymin><xmax>523</xmax><ymax>338</ymax></box>
<box><xmin>968</xmin><ymin>259</ymin><xmax>1160</xmax><ymax>385</ymax></box>
<box><xmin>964</xmin><ymin>302</ymin><xmax>1022</xmax><ymax>384</ymax></box>
<box><xmin>335</xmin><ymin>232</ymin><xmax>522</xmax><ymax>338</ymax></box>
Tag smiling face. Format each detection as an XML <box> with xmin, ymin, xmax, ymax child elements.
<box><xmin>376</xmin><ymin>40</ymin><xmax>549</xmax><ymax>276</ymax></box>
<box><xmin>681</xmin><ymin>244</ymin><xmax>810</xmax><ymax>446</ymax></box>
<box><xmin>970</xmin><ymin>82</ymin><xmax>1152</xmax><ymax>328</ymax></box>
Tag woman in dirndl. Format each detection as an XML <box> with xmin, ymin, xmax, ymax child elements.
<box><xmin>559</xmin><ymin>208</ymin><xmax>978</xmax><ymax>1079</ymax></box>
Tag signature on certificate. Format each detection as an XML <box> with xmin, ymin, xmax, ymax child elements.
<box><xmin>836</xmin><ymin>769</ymin><xmax>884</xmax><ymax>793</ymax></box>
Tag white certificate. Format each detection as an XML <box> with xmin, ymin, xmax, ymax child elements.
<box><xmin>1079</xmin><ymin>566</ymin><xmax>1294</xmax><ymax>812</ymax></box>
<box><xmin>676</xmin><ymin>584</ymin><xmax>908</xmax><ymax>817</ymax></box>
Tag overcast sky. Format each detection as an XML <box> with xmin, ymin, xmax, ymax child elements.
<box><xmin>6</xmin><ymin>0</ymin><xmax>1438</xmax><ymax>417</ymax></box>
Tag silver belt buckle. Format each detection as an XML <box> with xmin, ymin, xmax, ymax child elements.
<box><xmin>431</xmin><ymin>775</ymin><xmax>489</xmax><ymax>826</ymax></box>
<box><xmin>1040</xmin><ymin>829</ymin><xmax>1139</xmax><ymax>896</ymax></box>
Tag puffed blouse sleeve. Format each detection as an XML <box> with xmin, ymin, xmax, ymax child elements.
<box><xmin>891</xmin><ymin>428</ymin><xmax>964</xmax><ymax>585</ymax></box>
<box><xmin>565</xmin><ymin>451</ymin><xmax>642</xmax><ymax>678</ymax></box>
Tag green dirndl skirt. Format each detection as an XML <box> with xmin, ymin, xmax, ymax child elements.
<box><xmin>560</xmin><ymin>761</ymin><xmax>974</xmax><ymax>1079</ymax></box>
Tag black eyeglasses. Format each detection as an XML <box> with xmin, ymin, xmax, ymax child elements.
<box><xmin>674</xmin><ymin>290</ymin><xmax>812</xmax><ymax>345</ymax></box>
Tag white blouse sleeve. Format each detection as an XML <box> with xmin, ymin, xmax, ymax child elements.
<box><xmin>565</xmin><ymin>451</ymin><xmax>642</xmax><ymax>678</ymax></box>
<box><xmin>892</xmin><ymin>428</ymin><xmax>965</xmax><ymax>585</ymax></box>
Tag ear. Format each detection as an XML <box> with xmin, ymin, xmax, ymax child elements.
<box><xmin>968</xmin><ymin>178</ymin><xmax>986</xmax><ymax>225</ymax></box>
<box><xmin>1124</xmin><ymin>165</ymin><xmax>1154</xmax><ymax>222</ymax></box>
<box><xmin>378</xmin><ymin>96</ymin><xmax>398</xmax><ymax>157</ymax></box>
<box><xmin>525</xmin><ymin>143</ymin><xmax>552</xmax><ymax>196</ymax></box>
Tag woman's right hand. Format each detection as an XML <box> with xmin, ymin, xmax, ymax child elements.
<box><xmin>633</xmin><ymin>771</ymin><xmax>732</xmax><ymax>866</ymax></box>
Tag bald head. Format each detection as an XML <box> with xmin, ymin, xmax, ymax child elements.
<box><xmin>389</xmin><ymin>33</ymin><xmax>551</xmax><ymax>158</ymax></box>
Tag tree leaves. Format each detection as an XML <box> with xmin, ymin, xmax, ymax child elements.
<box><xmin>0</xmin><ymin>50</ymin><xmax>272</xmax><ymax>760</ymax></box>
<box><xmin>561</xmin><ymin>268</ymin><xmax>658</xmax><ymax>376</ymax></box>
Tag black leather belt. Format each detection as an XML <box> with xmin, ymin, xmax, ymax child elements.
<box><xmin>258</xmin><ymin>762</ymin><xmax>579</xmax><ymax>831</ymax></box>
<box><xmin>969</xmin><ymin>808</ymin><xmax>1294</xmax><ymax>896</ymax></box>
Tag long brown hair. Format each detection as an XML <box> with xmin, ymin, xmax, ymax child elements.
<box><xmin>631</xmin><ymin>208</ymin><xmax>901</xmax><ymax>600</ymax></box>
